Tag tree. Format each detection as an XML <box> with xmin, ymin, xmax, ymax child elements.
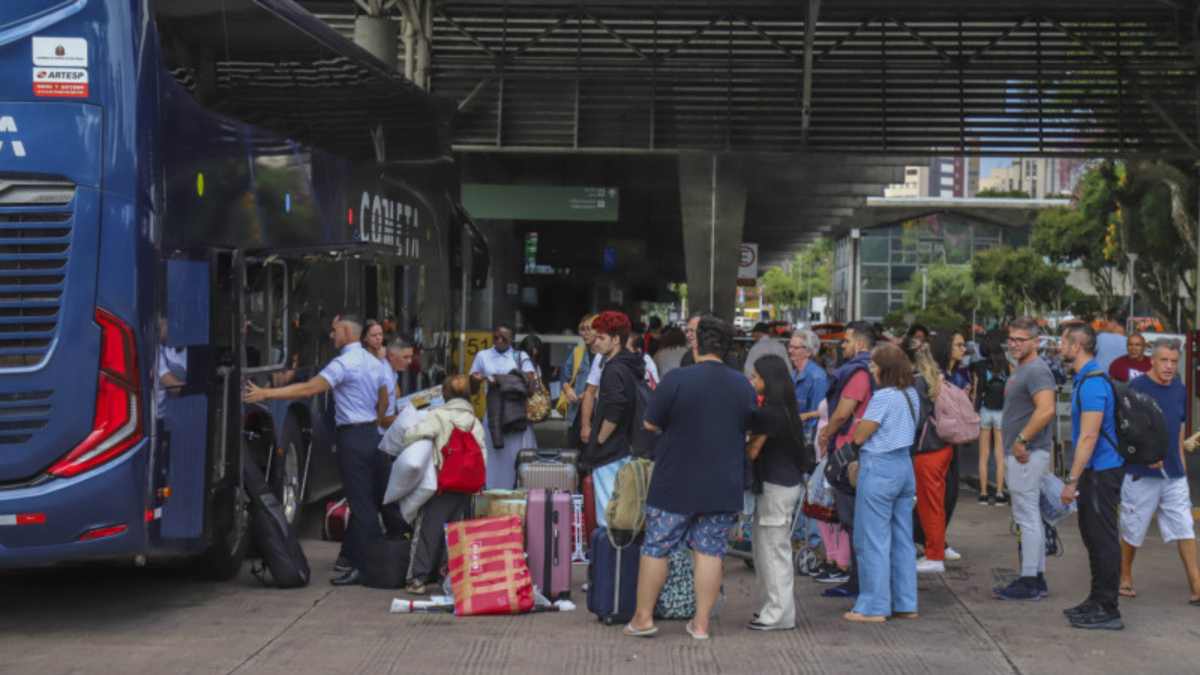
<box><xmin>972</xmin><ymin>246</ymin><xmax>1068</xmax><ymax>321</ymax></box>
<box><xmin>758</xmin><ymin>238</ymin><xmax>834</xmax><ymax>314</ymax></box>
<box><xmin>760</xmin><ymin>267</ymin><xmax>800</xmax><ymax>309</ymax></box>
<box><xmin>900</xmin><ymin>263</ymin><xmax>1004</xmax><ymax>329</ymax></box>
<box><xmin>1032</xmin><ymin>160</ymin><xmax>1197</xmax><ymax>328</ymax></box>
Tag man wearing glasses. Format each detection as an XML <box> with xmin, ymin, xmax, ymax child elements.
<box><xmin>994</xmin><ymin>317</ymin><xmax>1059</xmax><ymax>600</ymax></box>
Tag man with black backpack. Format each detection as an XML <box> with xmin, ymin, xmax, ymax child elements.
<box><xmin>1060</xmin><ymin>323</ymin><xmax>1126</xmax><ymax>630</ymax></box>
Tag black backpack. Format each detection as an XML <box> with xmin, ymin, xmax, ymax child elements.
<box><xmin>244</xmin><ymin>462</ymin><xmax>311</xmax><ymax>588</ymax></box>
<box><xmin>607</xmin><ymin>359</ymin><xmax>658</xmax><ymax>459</ymax></box>
<box><xmin>1075</xmin><ymin>371</ymin><xmax>1167</xmax><ymax>466</ymax></box>
<box><xmin>981</xmin><ymin>367</ymin><xmax>1008</xmax><ymax>411</ymax></box>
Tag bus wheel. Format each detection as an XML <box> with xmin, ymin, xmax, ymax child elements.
<box><xmin>271</xmin><ymin>416</ymin><xmax>307</xmax><ymax>527</ymax></box>
<box><xmin>195</xmin><ymin>480</ymin><xmax>250</xmax><ymax>581</ymax></box>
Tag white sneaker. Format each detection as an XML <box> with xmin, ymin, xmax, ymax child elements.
<box><xmin>916</xmin><ymin>557</ymin><xmax>945</xmax><ymax>574</ymax></box>
<box><xmin>943</xmin><ymin>546</ymin><xmax>962</xmax><ymax>561</ymax></box>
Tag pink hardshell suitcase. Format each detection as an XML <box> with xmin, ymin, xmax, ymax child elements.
<box><xmin>525</xmin><ymin>488</ymin><xmax>573</xmax><ymax>600</ymax></box>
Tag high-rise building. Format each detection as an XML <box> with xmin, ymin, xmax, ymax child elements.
<box><xmin>979</xmin><ymin>158</ymin><xmax>1089</xmax><ymax>197</ymax></box>
<box><xmin>885</xmin><ymin>156</ymin><xmax>981</xmax><ymax>199</ymax></box>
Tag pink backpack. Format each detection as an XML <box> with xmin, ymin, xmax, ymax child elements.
<box><xmin>933</xmin><ymin>377</ymin><xmax>981</xmax><ymax>444</ymax></box>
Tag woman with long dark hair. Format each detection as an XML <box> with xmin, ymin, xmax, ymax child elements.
<box><xmin>927</xmin><ymin>330</ymin><xmax>969</xmax><ymax>561</ymax></box>
<box><xmin>746</xmin><ymin>355</ymin><xmax>815</xmax><ymax>631</ymax></box>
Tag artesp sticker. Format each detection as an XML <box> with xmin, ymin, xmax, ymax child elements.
<box><xmin>33</xmin><ymin>67</ymin><xmax>89</xmax><ymax>98</ymax></box>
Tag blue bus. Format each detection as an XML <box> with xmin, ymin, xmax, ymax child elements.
<box><xmin>0</xmin><ymin>0</ymin><xmax>481</xmax><ymax>577</ymax></box>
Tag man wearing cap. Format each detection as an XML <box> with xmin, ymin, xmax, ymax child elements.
<box><xmin>743</xmin><ymin>322</ymin><xmax>793</xmax><ymax>380</ymax></box>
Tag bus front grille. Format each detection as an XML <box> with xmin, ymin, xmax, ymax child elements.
<box><xmin>0</xmin><ymin>179</ymin><xmax>75</xmax><ymax>369</ymax></box>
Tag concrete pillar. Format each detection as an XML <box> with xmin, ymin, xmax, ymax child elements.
<box><xmin>353</xmin><ymin>15</ymin><xmax>398</xmax><ymax>69</ymax></box>
<box><xmin>679</xmin><ymin>153</ymin><xmax>747</xmax><ymax>321</ymax></box>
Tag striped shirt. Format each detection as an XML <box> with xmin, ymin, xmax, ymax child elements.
<box><xmin>860</xmin><ymin>387</ymin><xmax>919</xmax><ymax>454</ymax></box>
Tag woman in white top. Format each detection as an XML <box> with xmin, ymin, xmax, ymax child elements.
<box><xmin>470</xmin><ymin>323</ymin><xmax>539</xmax><ymax>488</ymax></box>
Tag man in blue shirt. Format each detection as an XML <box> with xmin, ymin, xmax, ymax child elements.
<box><xmin>1122</xmin><ymin>339</ymin><xmax>1200</xmax><ymax>605</ymax></box>
<box><xmin>245</xmin><ymin>314</ymin><xmax>392</xmax><ymax>586</ymax></box>
<box><xmin>787</xmin><ymin>329</ymin><xmax>828</xmax><ymax>439</ymax></box>
<box><xmin>1060</xmin><ymin>323</ymin><xmax>1126</xmax><ymax>630</ymax></box>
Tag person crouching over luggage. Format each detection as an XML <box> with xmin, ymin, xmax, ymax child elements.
<box><xmin>400</xmin><ymin>375</ymin><xmax>487</xmax><ymax>594</ymax></box>
<box><xmin>746</xmin><ymin>355</ymin><xmax>815</xmax><ymax>631</ymax></box>
<box><xmin>624</xmin><ymin>316</ymin><xmax>756</xmax><ymax>641</ymax></box>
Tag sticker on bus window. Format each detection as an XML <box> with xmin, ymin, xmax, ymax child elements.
<box><xmin>33</xmin><ymin>67</ymin><xmax>88</xmax><ymax>98</ymax></box>
<box><xmin>32</xmin><ymin>37</ymin><xmax>88</xmax><ymax>68</ymax></box>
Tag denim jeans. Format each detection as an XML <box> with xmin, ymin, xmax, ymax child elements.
<box><xmin>852</xmin><ymin>448</ymin><xmax>918</xmax><ymax>617</ymax></box>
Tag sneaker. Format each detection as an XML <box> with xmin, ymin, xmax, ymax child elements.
<box><xmin>978</xmin><ymin>493</ymin><xmax>989</xmax><ymax>504</ymax></box>
<box><xmin>916</xmin><ymin>557</ymin><xmax>945</xmax><ymax>574</ymax></box>
<box><xmin>944</xmin><ymin>546</ymin><xmax>962</xmax><ymax>562</ymax></box>
<box><xmin>1070</xmin><ymin>607</ymin><xmax>1124</xmax><ymax>630</ymax></box>
<box><xmin>822</xmin><ymin>583</ymin><xmax>858</xmax><ymax>599</ymax></box>
<box><xmin>993</xmin><ymin>577</ymin><xmax>1042</xmax><ymax>601</ymax></box>
<box><xmin>815</xmin><ymin>565</ymin><xmax>850</xmax><ymax>584</ymax></box>
<box><xmin>333</xmin><ymin>556</ymin><xmax>353</xmax><ymax>574</ymax></box>
<box><xmin>1036</xmin><ymin>573</ymin><xmax>1049</xmax><ymax>599</ymax></box>
<box><xmin>1063</xmin><ymin>600</ymin><xmax>1098</xmax><ymax>617</ymax></box>
<box><xmin>995</xmin><ymin>492</ymin><xmax>1010</xmax><ymax>506</ymax></box>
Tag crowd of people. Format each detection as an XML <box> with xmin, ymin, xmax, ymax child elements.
<box><xmin>241</xmin><ymin>307</ymin><xmax>1200</xmax><ymax>636</ymax></box>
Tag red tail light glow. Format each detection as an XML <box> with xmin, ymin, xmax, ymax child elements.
<box><xmin>78</xmin><ymin>523</ymin><xmax>128</xmax><ymax>541</ymax></box>
<box><xmin>47</xmin><ymin>309</ymin><xmax>143</xmax><ymax>478</ymax></box>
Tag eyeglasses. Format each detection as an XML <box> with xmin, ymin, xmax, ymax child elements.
<box><xmin>1007</xmin><ymin>336</ymin><xmax>1036</xmax><ymax>344</ymax></box>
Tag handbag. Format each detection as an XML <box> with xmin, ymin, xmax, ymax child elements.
<box><xmin>520</xmin><ymin>351</ymin><xmax>552</xmax><ymax>424</ymax></box>
<box><xmin>555</xmin><ymin>345</ymin><xmax>585</xmax><ymax>417</ymax></box>
<box><xmin>605</xmin><ymin>458</ymin><xmax>653</xmax><ymax>546</ymax></box>
<box><xmin>824</xmin><ymin>440</ymin><xmax>860</xmax><ymax>494</ymax></box>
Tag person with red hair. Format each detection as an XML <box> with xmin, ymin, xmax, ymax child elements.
<box><xmin>583</xmin><ymin>311</ymin><xmax>645</xmax><ymax>530</ymax></box>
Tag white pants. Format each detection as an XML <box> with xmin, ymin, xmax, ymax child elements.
<box><xmin>1120</xmin><ymin>475</ymin><xmax>1196</xmax><ymax>547</ymax></box>
<box><xmin>1006</xmin><ymin>451</ymin><xmax>1050</xmax><ymax>577</ymax></box>
<box><xmin>752</xmin><ymin>481</ymin><xmax>802</xmax><ymax>628</ymax></box>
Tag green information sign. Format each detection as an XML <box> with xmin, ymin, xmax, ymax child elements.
<box><xmin>463</xmin><ymin>184</ymin><xmax>619</xmax><ymax>222</ymax></box>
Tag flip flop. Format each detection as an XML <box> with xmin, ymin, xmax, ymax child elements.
<box><xmin>1188</xmin><ymin>598</ymin><xmax>1200</xmax><ymax>606</ymax></box>
<box><xmin>623</xmin><ymin>623</ymin><xmax>659</xmax><ymax>638</ymax></box>
<box><xmin>843</xmin><ymin>611</ymin><xmax>887</xmax><ymax>624</ymax></box>
<box><xmin>891</xmin><ymin>612</ymin><xmax>920</xmax><ymax>620</ymax></box>
<box><xmin>1119</xmin><ymin>585</ymin><xmax>1136</xmax><ymax>598</ymax></box>
<box><xmin>685</xmin><ymin>621</ymin><xmax>710</xmax><ymax>640</ymax></box>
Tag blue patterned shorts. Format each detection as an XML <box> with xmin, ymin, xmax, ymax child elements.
<box><xmin>642</xmin><ymin>506</ymin><xmax>738</xmax><ymax>559</ymax></box>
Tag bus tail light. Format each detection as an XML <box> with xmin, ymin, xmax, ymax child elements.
<box><xmin>47</xmin><ymin>309</ymin><xmax>143</xmax><ymax>478</ymax></box>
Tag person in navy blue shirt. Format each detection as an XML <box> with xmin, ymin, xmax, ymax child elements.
<box><xmin>1123</xmin><ymin>339</ymin><xmax>1200</xmax><ymax>604</ymax></box>
<box><xmin>625</xmin><ymin>316</ymin><xmax>756</xmax><ymax>641</ymax></box>
<box><xmin>1060</xmin><ymin>323</ymin><xmax>1126</xmax><ymax>630</ymax></box>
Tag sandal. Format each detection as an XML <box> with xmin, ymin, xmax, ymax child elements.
<box><xmin>685</xmin><ymin>621</ymin><xmax>710</xmax><ymax>640</ymax></box>
<box><xmin>892</xmin><ymin>612</ymin><xmax>920</xmax><ymax>620</ymax></box>
<box><xmin>1119</xmin><ymin>584</ymin><xmax>1136</xmax><ymax>598</ymax></box>
<box><xmin>843</xmin><ymin>611</ymin><xmax>886</xmax><ymax>623</ymax></box>
<box><xmin>623</xmin><ymin>623</ymin><xmax>659</xmax><ymax>638</ymax></box>
<box><xmin>405</xmin><ymin>580</ymin><xmax>427</xmax><ymax>595</ymax></box>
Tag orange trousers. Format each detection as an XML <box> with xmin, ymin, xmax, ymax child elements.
<box><xmin>913</xmin><ymin>445</ymin><xmax>953</xmax><ymax>562</ymax></box>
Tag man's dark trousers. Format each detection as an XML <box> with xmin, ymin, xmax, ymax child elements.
<box><xmin>1077</xmin><ymin>466</ymin><xmax>1125</xmax><ymax>613</ymax></box>
<box><xmin>336</xmin><ymin>423</ymin><xmax>387</xmax><ymax>570</ymax></box>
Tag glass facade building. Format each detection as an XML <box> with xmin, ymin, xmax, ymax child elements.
<box><xmin>831</xmin><ymin>211</ymin><xmax>1030</xmax><ymax>323</ymax></box>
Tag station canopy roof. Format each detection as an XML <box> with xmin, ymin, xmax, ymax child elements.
<box><xmin>295</xmin><ymin>0</ymin><xmax>1199</xmax><ymax>259</ymax></box>
<box><xmin>153</xmin><ymin>0</ymin><xmax>444</xmax><ymax>161</ymax></box>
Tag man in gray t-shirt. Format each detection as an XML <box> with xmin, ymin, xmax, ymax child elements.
<box><xmin>995</xmin><ymin>318</ymin><xmax>1059</xmax><ymax>599</ymax></box>
<box><xmin>1001</xmin><ymin>358</ymin><xmax>1057</xmax><ymax>453</ymax></box>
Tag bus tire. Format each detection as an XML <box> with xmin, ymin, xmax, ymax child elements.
<box><xmin>271</xmin><ymin>416</ymin><xmax>307</xmax><ymax>527</ymax></box>
<box><xmin>195</xmin><ymin>478</ymin><xmax>251</xmax><ymax>581</ymax></box>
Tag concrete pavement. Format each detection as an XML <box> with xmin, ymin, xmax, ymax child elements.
<box><xmin>2</xmin><ymin>497</ymin><xmax>1198</xmax><ymax>675</ymax></box>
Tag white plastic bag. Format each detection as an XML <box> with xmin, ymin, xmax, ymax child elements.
<box><xmin>379</xmin><ymin>405</ymin><xmax>426</xmax><ymax>456</ymax></box>
<box><xmin>806</xmin><ymin>457</ymin><xmax>834</xmax><ymax>509</ymax></box>
<box><xmin>383</xmin><ymin>438</ymin><xmax>434</xmax><ymax>506</ymax></box>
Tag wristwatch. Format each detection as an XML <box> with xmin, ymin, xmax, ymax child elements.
<box><xmin>1016</xmin><ymin>432</ymin><xmax>1028</xmax><ymax>445</ymax></box>
<box><xmin>1063</xmin><ymin>476</ymin><xmax>1078</xmax><ymax>485</ymax></box>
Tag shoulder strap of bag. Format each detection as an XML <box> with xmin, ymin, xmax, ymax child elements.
<box><xmin>1073</xmin><ymin>371</ymin><xmax>1120</xmax><ymax>450</ymax></box>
